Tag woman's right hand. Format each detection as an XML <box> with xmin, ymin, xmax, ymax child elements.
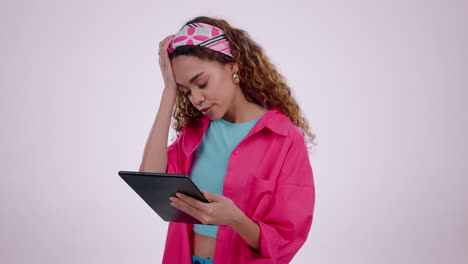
<box><xmin>158</xmin><ymin>35</ymin><xmax>177</xmax><ymax>90</ymax></box>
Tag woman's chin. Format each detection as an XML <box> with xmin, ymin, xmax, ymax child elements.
<box><xmin>204</xmin><ymin>105</ymin><xmax>218</xmax><ymax>119</ymax></box>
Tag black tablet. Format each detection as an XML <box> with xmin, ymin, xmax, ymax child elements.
<box><xmin>118</xmin><ymin>171</ymin><xmax>210</xmax><ymax>224</ymax></box>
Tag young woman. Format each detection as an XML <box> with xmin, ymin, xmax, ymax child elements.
<box><xmin>139</xmin><ymin>16</ymin><xmax>316</xmax><ymax>264</ymax></box>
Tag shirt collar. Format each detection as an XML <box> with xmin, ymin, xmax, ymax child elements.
<box><xmin>250</xmin><ymin>106</ymin><xmax>290</xmax><ymax>136</ymax></box>
<box><xmin>182</xmin><ymin>106</ymin><xmax>290</xmax><ymax>155</ymax></box>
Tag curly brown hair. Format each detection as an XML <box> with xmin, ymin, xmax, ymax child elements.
<box><xmin>168</xmin><ymin>16</ymin><xmax>316</xmax><ymax>150</ymax></box>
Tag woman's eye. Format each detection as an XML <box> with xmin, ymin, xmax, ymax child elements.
<box><xmin>182</xmin><ymin>82</ymin><xmax>206</xmax><ymax>96</ymax></box>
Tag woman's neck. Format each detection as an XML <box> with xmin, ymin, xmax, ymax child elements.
<box><xmin>222</xmin><ymin>91</ymin><xmax>267</xmax><ymax>123</ymax></box>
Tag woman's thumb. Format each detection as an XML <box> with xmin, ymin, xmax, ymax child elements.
<box><xmin>203</xmin><ymin>190</ymin><xmax>215</xmax><ymax>201</ymax></box>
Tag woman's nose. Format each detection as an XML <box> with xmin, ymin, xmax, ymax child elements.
<box><xmin>191</xmin><ymin>91</ymin><xmax>205</xmax><ymax>106</ymax></box>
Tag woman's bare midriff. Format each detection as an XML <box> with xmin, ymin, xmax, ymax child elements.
<box><xmin>190</xmin><ymin>231</ymin><xmax>216</xmax><ymax>259</ymax></box>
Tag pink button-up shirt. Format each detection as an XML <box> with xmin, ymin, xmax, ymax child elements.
<box><xmin>162</xmin><ymin>107</ymin><xmax>315</xmax><ymax>264</ymax></box>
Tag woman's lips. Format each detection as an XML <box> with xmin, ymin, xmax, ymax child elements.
<box><xmin>201</xmin><ymin>105</ymin><xmax>213</xmax><ymax>115</ymax></box>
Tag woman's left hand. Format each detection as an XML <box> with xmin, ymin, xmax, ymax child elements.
<box><xmin>169</xmin><ymin>190</ymin><xmax>245</xmax><ymax>226</ymax></box>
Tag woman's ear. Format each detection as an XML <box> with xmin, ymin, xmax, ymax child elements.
<box><xmin>226</xmin><ymin>62</ymin><xmax>239</xmax><ymax>74</ymax></box>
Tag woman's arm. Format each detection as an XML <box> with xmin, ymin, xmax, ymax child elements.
<box><xmin>139</xmin><ymin>88</ymin><xmax>177</xmax><ymax>173</ymax></box>
<box><xmin>230</xmin><ymin>211</ymin><xmax>261</xmax><ymax>252</ymax></box>
<box><xmin>139</xmin><ymin>35</ymin><xmax>178</xmax><ymax>173</ymax></box>
<box><xmin>246</xmin><ymin>127</ymin><xmax>315</xmax><ymax>263</ymax></box>
<box><xmin>169</xmin><ymin>190</ymin><xmax>261</xmax><ymax>251</ymax></box>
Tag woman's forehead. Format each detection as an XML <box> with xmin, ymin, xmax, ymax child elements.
<box><xmin>172</xmin><ymin>56</ymin><xmax>224</xmax><ymax>81</ymax></box>
<box><xmin>172</xmin><ymin>55</ymin><xmax>216</xmax><ymax>68</ymax></box>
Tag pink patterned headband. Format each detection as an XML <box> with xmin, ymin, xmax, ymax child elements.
<box><xmin>167</xmin><ymin>22</ymin><xmax>234</xmax><ymax>58</ymax></box>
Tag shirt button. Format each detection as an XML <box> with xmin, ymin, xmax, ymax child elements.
<box><xmin>225</xmin><ymin>185</ymin><xmax>232</xmax><ymax>191</ymax></box>
<box><xmin>233</xmin><ymin>150</ymin><xmax>239</xmax><ymax>155</ymax></box>
<box><xmin>220</xmin><ymin>226</ymin><xmax>226</xmax><ymax>230</ymax></box>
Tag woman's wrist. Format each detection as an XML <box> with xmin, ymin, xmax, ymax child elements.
<box><xmin>228</xmin><ymin>209</ymin><xmax>248</xmax><ymax>229</ymax></box>
<box><xmin>228</xmin><ymin>211</ymin><xmax>261</xmax><ymax>252</ymax></box>
<box><xmin>163</xmin><ymin>85</ymin><xmax>177</xmax><ymax>95</ymax></box>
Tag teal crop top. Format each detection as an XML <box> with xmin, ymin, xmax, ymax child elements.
<box><xmin>190</xmin><ymin>114</ymin><xmax>263</xmax><ymax>238</ymax></box>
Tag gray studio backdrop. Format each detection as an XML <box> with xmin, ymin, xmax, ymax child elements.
<box><xmin>1</xmin><ymin>0</ymin><xmax>467</xmax><ymax>263</ymax></box>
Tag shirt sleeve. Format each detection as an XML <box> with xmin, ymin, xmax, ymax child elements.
<box><xmin>248</xmin><ymin>127</ymin><xmax>316</xmax><ymax>263</ymax></box>
<box><xmin>166</xmin><ymin>127</ymin><xmax>185</xmax><ymax>174</ymax></box>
